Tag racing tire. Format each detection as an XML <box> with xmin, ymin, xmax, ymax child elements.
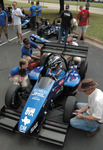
<box><xmin>37</xmin><ymin>27</ymin><xmax>43</xmax><ymax>36</ymax></box>
<box><xmin>5</xmin><ymin>85</ymin><xmax>22</xmax><ymax>109</ymax></box>
<box><xmin>63</xmin><ymin>96</ymin><xmax>76</xmax><ymax>123</ymax></box>
<box><xmin>79</xmin><ymin>59</ymin><xmax>88</xmax><ymax>80</ymax></box>
<box><xmin>39</xmin><ymin>54</ymin><xmax>49</xmax><ymax>66</ymax></box>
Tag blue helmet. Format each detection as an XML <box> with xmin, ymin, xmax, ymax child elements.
<box><xmin>48</xmin><ymin>56</ymin><xmax>61</xmax><ymax>69</ymax></box>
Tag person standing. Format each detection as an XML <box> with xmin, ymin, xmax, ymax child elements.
<box><xmin>12</xmin><ymin>1</ymin><xmax>23</xmax><ymax>44</ymax></box>
<box><xmin>58</xmin><ymin>4</ymin><xmax>73</xmax><ymax>44</ymax></box>
<box><xmin>0</xmin><ymin>4</ymin><xmax>10</xmax><ymax>43</ymax></box>
<box><xmin>70</xmin><ymin>78</ymin><xmax>103</xmax><ymax>137</ymax></box>
<box><xmin>36</xmin><ymin>1</ymin><xmax>42</xmax><ymax>27</ymax></box>
<box><xmin>85</xmin><ymin>0</ymin><xmax>90</xmax><ymax>10</ymax></box>
<box><xmin>30</xmin><ymin>1</ymin><xmax>36</xmax><ymax>31</ymax></box>
<box><xmin>77</xmin><ymin>6</ymin><xmax>90</xmax><ymax>43</ymax></box>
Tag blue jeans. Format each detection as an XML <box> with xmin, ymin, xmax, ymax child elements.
<box><xmin>70</xmin><ymin>103</ymin><xmax>101</xmax><ymax>132</ymax></box>
<box><xmin>58</xmin><ymin>27</ymin><xmax>70</xmax><ymax>44</ymax></box>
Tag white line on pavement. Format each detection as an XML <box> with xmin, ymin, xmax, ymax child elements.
<box><xmin>0</xmin><ymin>30</ymin><xmax>31</xmax><ymax>47</ymax></box>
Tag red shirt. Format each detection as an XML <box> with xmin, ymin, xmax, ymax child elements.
<box><xmin>77</xmin><ymin>9</ymin><xmax>90</xmax><ymax>26</ymax></box>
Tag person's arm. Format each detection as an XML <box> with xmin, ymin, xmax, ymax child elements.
<box><xmin>14</xmin><ymin>9</ymin><xmax>23</xmax><ymax>17</ymax></box>
<box><xmin>87</xmin><ymin>16</ymin><xmax>90</xmax><ymax>25</ymax></box>
<box><xmin>71</xmin><ymin>18</ymin><xmax>73</xmax><ymax>27</ymax></box>
<box><xmin>75</xmin><ymin>104</ymin><xmax>89</xmax><ymax>113</ymax></box>
<box><xmin>31</xmin><ymin>55</ymin><xmax>40</xmax><ymax>60</ymax></box>
<box><xmin>76</xmin><ymin>113</ymin><xmax>100</xmax><ymax>121</ymax></box>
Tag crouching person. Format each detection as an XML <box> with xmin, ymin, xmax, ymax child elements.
<box><xmin>9</xmin><ymin>59</ymin><xmax>29</xmax><ymax>87</ymax></box>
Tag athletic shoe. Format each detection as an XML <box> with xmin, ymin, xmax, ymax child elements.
<box><xmin>85</xmin><ymin>127</ymin><xmax>100</xmax><ymax>137</ymax></box>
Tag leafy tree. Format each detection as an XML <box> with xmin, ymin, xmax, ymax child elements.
<box><xmin>0</xmin><ymin>0</ymin><xmax>4</xmax><ymax>10</ymax></box>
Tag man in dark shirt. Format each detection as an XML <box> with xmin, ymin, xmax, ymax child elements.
<box><xmin>58</xmin><ymin>4</ymin><xmax>73</xmax><ymax>44</ymax></box>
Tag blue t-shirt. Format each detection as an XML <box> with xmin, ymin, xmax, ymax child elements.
<box><xmin>36</xmin><ymin>6</ymin><xmax>42</xmax><ymax>16</ymax></box>
<box><xmin>9</xmin><ymin>66</ymin><xmax>27</xmax><ymax>77</ymax></box>
<box><xmin>46</xmin><ymin>68</ymin><xmax>65</xmax><ymax>80</ymax></box>
<box><xmin>21</xmin><ymin>41</ymin><xmax>38</xmax><ymax>58</ymax></box>
<box><xmin>0</xmin><ymin>10</ymin><xmax>8</xmax><ymax>26</ymax></box>
<box><xmin>30</xmin><ymin>5</ymin><xmax>36</xmax><ymax>17</ymax></box>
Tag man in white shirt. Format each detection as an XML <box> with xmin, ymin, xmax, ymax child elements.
<box><xmin>12</xmin><ymin>1</ymin><xmax>23</xmax><ymax>44</ymax></box>
<box><xmin>70</xmin><ymin>78</ymin><xmax>103</xmax><ymax>137</ymax></box>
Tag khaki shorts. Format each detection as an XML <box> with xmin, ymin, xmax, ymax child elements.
<box><xmin>14</xmin><ymin>24</ymin><xmax>22</xmax><ymax>34</ymax></box>
<box><xmin>77</xmin><ymin>26</ymin><xmax>87</xmax><ymax>33</ymax></box>
<box><xmin>36</xmin><ymin>16</ymin><xmax>41</xmax><ymax>24</ymax></box>
<box><xmin>0</xmin><ymin>26</ymin><xmax>8</xmax><ymax>35</ymax></box>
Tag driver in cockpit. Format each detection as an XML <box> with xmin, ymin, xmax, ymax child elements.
<box><xmin>46</xmin><ymin>55</ymin><xmax>65</xmax><ymax>81</ymax></box>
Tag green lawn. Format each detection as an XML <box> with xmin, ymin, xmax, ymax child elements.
<box><xmin>4</xmin><ymin>0</ymin><xmax>103</xmax><ymax>41</ymax></box>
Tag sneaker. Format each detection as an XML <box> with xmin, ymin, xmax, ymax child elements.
<box><xmin>20</xmin><ymin>42</ymin><xmax>23</xmax><ymax>45</ymax></box>
<box><xmin>16</xmin><ymin>40</ymin><xmax>20</xmax><ymax>43</ymax></box>
<box><xmin>85</xmin><ymin>127</ymin><xmax>100</xmax><ymax>137</ymax></box>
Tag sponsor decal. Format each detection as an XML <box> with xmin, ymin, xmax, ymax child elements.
<box><xmin>19</xmin><ymin>125</ymin><xmax>27</xmax><ymax>133</ymax></box>
<box><xmin>32</xmin><ymin>96</ymin><xmax>40</xmax><ymax>101</ymax></box>
<box><xmin>55</xmin><ymin>87</ymin><xmax>59</xmax><ymax>92</ymax></box>
<box><xmin>25</xmin><ymin>107</ymin><xmax>36</xmax><ymax>117</ymax></box>
<box><xmin>22</xmin><ymin>116</ymin><xmax>30</xmax><ymax>126</ymax></box>
<box><xmin>71</xmin><ymin>77</ymin><xmax>75</xmax><ymax>80</ymax></box>
<box><xmin>32</xmin><ymin>89</ymin><xmax>47</xmax><ymax>98</ymax></box>
<box><xmin>30</xmin><ymin>122</ymin><xmax>38</xmax><ymax>133</ymax></box>
<box><xmin>59</xmin><ymin>79</ymin><xmax>64</xmax><ymax>85</ymax></box>
<box><xmin>34</xmin><ymin>69</ymin><xmax>37</xmax><ymax>75</ymax></box>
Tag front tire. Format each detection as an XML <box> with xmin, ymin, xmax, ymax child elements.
<box><xmin>63</xmin><ymin>96</ymin><xmax>76</xmax><ymax>123</ymax></box>
<box><xmin>79</xmin><ymin>59</ymin><xmax>88</xmax><ymax>80</ymax></box>
<box><xmin>5</xmin><ymin>85</ymin><xmax>22</xmax><ymax>109</ymax></box>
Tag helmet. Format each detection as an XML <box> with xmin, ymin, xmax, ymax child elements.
<box><xmin>48</xmin><ymin>56</ymin><xmax>61</xmax><ymax>69</ymax></box>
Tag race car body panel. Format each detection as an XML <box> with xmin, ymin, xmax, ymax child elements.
<box><xmin>64</xmin><ymin>65</ymin><xmax>81</xmax><ymax>87</ymax></box>
<box><xmin>18</xmin><ymin>78</ymin><xmax>55</xmax><ymax>133</ymax></box>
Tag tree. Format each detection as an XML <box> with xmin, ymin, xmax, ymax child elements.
<box><xmin>28</xmin><ymin>0</ymin><xmax>30</xmax><ymax>3</ymax></box>
<box><xmin>59</xmin><ymin>0</ymin><xmax>64</xmax><ymax>14</ymax></box>
<box><xmin>0</xmin><ymin>0</ymin><xmax>4</xmax><ymax>10</ymax></box>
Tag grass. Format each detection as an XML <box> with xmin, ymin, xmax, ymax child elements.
<box><xmin>4</xmin><ymin>0</ymin><xmax>103</xmax><ymax>41</ymax></box>
<box><xmin>4</xmin><ymin>0</ymin><xmax>103</xmax><ymax>8</ymax></box>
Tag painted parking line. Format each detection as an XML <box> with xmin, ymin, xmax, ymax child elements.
<box><xmin>0</xmin><ymin>30</ymin><xmax>31</xmax><ymax>47</ymax></box>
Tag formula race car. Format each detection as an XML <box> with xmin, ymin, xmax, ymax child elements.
<box><xmin>0</xmin><ymin>43</ymin><xmax>88</xmax><ymax>146</ymax></box>
<box><xmin>21</xmin><ymin>8</ymin><xmax>30</xmax><ymax>29</ymax></box>
<box><xmin>37</xmin><ymin>17</ymin><xmax>61</xmax><ymax>39</ymax></box>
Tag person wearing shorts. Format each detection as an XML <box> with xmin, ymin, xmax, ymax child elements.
<box><xmin>77</xmin><ymin>6</ymin><xmax>90</xmax><ymax>43</ymax></box>
<box><xmin>36</xmin><ymin>1</ymin><xmax>42</xmax><ymax>27</ymax></box>
<box><xmin>12</xmin><ymin>1</ymin><xmax>23</xmax><ymax>44</ymax></box>
<box><xmin>0</xmin><ymin>4</ymin><xmax>10</xmax><ymax>43</ymax></box>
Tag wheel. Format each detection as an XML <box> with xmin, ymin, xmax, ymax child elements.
<box><xmin>55</xmin><ymin>30</ymin><xmax>59</xmax><ymax>39</ymax></box>
<box><xmin>5</xmin><ymin>85</ymin><xmax>22</xmax><ymax>109</ymax></box>
<box><xmin>79</xmin><ymin>59</ymin><xmax>88</xmax><ymax>80</ymax></box>
<box><xmin>42</xmin><ymin>29</ymin><xmax>48</xmax><ymax>39</ymax></box>
<box><xmin>39</xmin><ymin>54</ymin><xmax>49</xmax><ymax>66</ymax></box>
<box><xmin>63</xmin><ymin>96</ymin><xmax>76</xmax><ymax>123</ymax></box>
<box><xmin>37</xmin><ymin>27</ymin><xmax>43</xmax><ymax>36</ymax></box>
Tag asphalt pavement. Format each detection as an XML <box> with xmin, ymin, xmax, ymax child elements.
<box><xmin>0</xmin><ymin>26</ymin><xmax>103</xmax><ymax>150</ymax></box>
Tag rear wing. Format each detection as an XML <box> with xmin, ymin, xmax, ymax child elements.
<box><xmin>41</xmin><ymin>43</ymin><xmax>88</xmax><ymax>59</ymax></box>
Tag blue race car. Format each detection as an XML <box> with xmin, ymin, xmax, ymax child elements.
<box><xmin>0</xmin><ymin>43</ymin><xmax>88</xmax><ymax>146</ymax></box>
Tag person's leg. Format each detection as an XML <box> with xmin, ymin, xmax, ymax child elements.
<box><xmin>64</xmin><ymin>27</ymin><xmax>70</xmax><ymax>44</ymax></box>
<box><xmin>0</xmin><ymin>26</ymin><xmax>2</xmax><ymax>42</ymax></box>
<box><xmin>82</xmin><ymin>26</ymin><xmax>87</xmax><ymax>42</ymax></box>
<box><xmin>21</xmin><ymin>75</ymin><xmax>29</xmax><ymax>88</ymax></box>
<box><xmin>77</xmin><ymin>26</ymin><xmax>82</xmax><ymax>43</ymax></box>
<box><xmin>14</xmin><ymin>25</ymin><xmax>20</xmax><ymax>42</ymax></box>
<box><xmin>9</xmin><ymin>77</ymin><xmax>20</xmax><ymax>86</ymax></box>
<box><xmin>17</xmin><ymin>24</ymin><xmax>23</xmax><ymax>42</ymax></box>
<box><xmin>3</xmin><ymin>26</ymin><xmax>9</xmax><ymax>41</ymax></box>
<box><xmin>58</xmin><ymin>27</ymin><xmax>63</xmax><ymax>43</ymax></box>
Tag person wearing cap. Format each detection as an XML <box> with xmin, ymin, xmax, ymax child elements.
<box><xmin>70</xmin><ymin>78</ymin><xmax>103</xmax><ymax>137</ymax></box>
<box><xmin>58</xmin><ymin>4</ymin><xmax>73</xmax><ymax>44</ymax></box>
<box><xmin>21</xmin><ymin>38</ymin><xmax>41</xmax><ymax>63</ymax></box>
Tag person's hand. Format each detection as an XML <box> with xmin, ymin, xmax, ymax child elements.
<box><xmin>18</xmin><ymin>76</ymin><xmax>24</xmax><ymax>82</ymax></box>
<box><xmin>76</xmin><ymin>113</ymin><xmax>83</xmax><ymax>119</ymax></box>
<box><xmin>74</xmin><ymin>109</ymin><xmax>82</xmax><ymax>114</ymax></box>
<box><xmin>12</xmin><ymin>23</ymin><xmax>14</xmax><ymax>27</ymax></box>
<box><xmin>6</xmin><ymin>24</ymin><xmax>8</xmax><ymax>27</ymax></box>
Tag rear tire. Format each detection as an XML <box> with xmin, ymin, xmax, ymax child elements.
<box><xmin>79</xmin><ymin>59</ymin><xmax>88</xmax><ymax>80</ymax></box>
<box><xmin>5</xmin><ymin>85</ymin><xmax>22</xmax><ymax>109</ymax></box>
<box><xmin>63</xmin><ymin>96</ymin><xmax>76</xmax><ymax>123</ymax></box>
